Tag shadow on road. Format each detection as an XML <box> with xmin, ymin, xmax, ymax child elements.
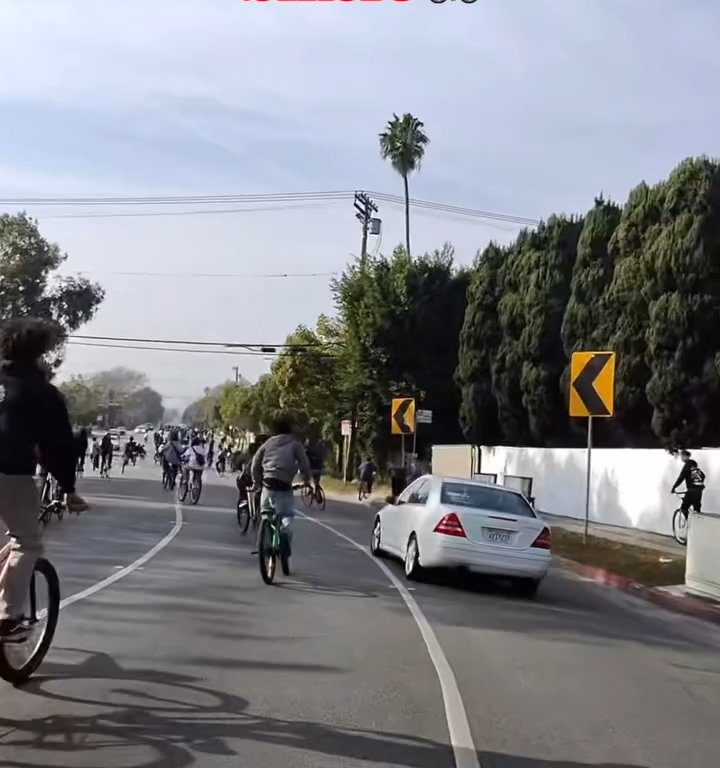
<box><xmin>0</xmin><ymin>647</ymin><xmax>455</xmax><ymax>768</ymax></box>
<box><xmin>480</xmin><ymin>756</ymin><xmax>647</xmax><ymax>768</ymax></box>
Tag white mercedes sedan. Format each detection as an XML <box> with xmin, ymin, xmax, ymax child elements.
<box><xmin>370</xmin><ymin>475</ymin><xmax>551</xmax><ymax>596</ymax></box>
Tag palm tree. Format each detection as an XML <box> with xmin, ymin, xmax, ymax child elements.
<box><xmin>379</xmin><ymin>113</ymin><xmax>429</xmax><ymax>257</ymax></box>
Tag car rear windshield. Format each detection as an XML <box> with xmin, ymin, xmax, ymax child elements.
<box><xmin>440</xmin><ymin>482</ymin><xmax>536</xmax><ymax>518</ymax></box>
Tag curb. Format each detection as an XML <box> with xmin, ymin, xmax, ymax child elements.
<box><xmin>556</xmin><ymin>556</ymin><xmax>720</xmax><ymax>626</ymax></box>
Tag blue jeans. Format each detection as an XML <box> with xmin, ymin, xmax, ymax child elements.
<box><xmin>260</xmin><ymin>488</ymin><xmax>295</xmax><ymax>555</ymax></box>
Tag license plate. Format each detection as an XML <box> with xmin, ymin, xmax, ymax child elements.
<box><xmin>484</xmin><ymin>528</ymin><xmax>512</xmax><ymax>544</ymax></box>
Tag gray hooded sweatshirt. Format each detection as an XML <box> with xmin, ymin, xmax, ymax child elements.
<box><xmin>251</xmin><ymin>433</ymin><xmax>312</xmax><ymax>489</ymax></box>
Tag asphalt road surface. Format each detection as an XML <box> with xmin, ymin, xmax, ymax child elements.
<box><xmin>2</xmin><ymin>459</ymin><xmax>720</xmax><ymax>768</ymax></box>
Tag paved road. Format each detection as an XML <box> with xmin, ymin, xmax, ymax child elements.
<box><xmin>2</xmin><ymin>460</ymin><xmax>720</xmax><ymax>767</ymax></box>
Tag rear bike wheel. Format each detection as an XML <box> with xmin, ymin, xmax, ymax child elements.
<box><xmin>38</xmin><ymin>505</ymin><xmax>51</xmax><ymax>526</ymax></box>
<box><xmin>672</xmin><ymin>507</ymin><xmax>688</xmax><ymax>545</ymax></box>
<box><xmin>190</xmin><ymin>474</ymin><xmax>202</xmax><ymax>505</ymax></box>
<box><xmin>0</xmin><ymin>558</ymin><xmax>60</xmax><ymax>685</ymax></box>
<box><xmin>258</xmin><ymin>518</ymin><xmax>278</xmax><ymax>585</ymax></box>
<box><xmin>177</xmin><ymin>473</ymin><xmax>189</xmax><ymax>503</ymax></box>
<box><xmin>237</xmin><ymin>500</ymin><xmax>250</xmax><ymax>534</ymax></box>
<box><xmin>301</xmin><ymin>485</ymin><xmax>313</xmax><ymax>508</ymax></box>
<box><xmin>316</xmin><ymin>486</ymin><xmax>326</xmax><ymax>511</ymax></box>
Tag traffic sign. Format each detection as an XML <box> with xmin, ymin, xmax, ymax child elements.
<box><xmin>391</xmin><ymin>398</ymin><xmax>416</xmax><ymax>435</ymax></box>
<box><xmin>341</xmin><ymin>419</ymin><xmax>353</xmax><ymax>437</ymax></box>
<box><xmin>570</xmin><ymin>351</ymin><xmax>615</xmax><ymax>418</ymax></box>
<box><xmin>416</xmin><ymin>409</ymin><xmax>433</xmax><ymax>424</ymax></box>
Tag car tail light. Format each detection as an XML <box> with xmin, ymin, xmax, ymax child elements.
<box><xmin>433</xmin><ymin>513</ymin><xmax>466</xmax><ymax>538</ymax></box>
<box><xmin>531</xmin><ymin>527</ymin><xmax>551</xmax><ymax>550</ymax></box>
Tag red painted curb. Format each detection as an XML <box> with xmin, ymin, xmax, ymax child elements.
<box><xmin>555</xmin><ymin>556</ymin><xmax>720</xmax><ymax>625</ymax></box>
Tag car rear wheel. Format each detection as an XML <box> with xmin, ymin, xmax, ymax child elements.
<box><xmin>404</xmin><ymin>534</ymin><xmax>423</xmax><ymax>581</ymax></box>
<box><xmin>513</xmin><ymin>577</ymin><xmax>540</xmax><ymax>599</ymax></box>
<box><xmin>370</xmin><ymin>517</ymin><xmax>383</xmax><ymax>557</ymax></box>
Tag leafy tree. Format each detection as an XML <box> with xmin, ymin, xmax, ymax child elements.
<box><xmin>0</xmin><ymin>213</ymin><xmax>104</xmax><ymax>351</ymax></box>
<box><xmin>334</xmin><ymin>244</ymin><xmax>466</xmax><ymax>464</ymax></box>
<box><xmin>379</xmin><ymin>113</ymin><xmax>429</xmax><ymax>257</ymax></box>
<box><xmin>124</xmin><ymin>386</ymin><xmax>164</xmax><ymax>427</ymax></box>
<box><xmin>600</xmin><ymin>181</ymin><xmax>665</xmax><ymax>446</ymax></box>
<box><xmin>183</xmin><ymin>383</ymin><xmax>229</xmax><ymax>427</ymax></box>
<box><xmin>492</xmin><ymin>236</ymin><xmax>533</xmax><ymax>444</ymax></box>
<box><xmin>59</xmin><ymin>375</ymin><xmax>104</xmax><ymax>426</ymax></box>
<box><xmin>271</xmin><ymin>317</ymin><xmax>343</xmax><ymax>439</ymax></box>
<box><xmin>642</xmin><ymin>157</ymin><xmax>720</xmax><ymax>447</ymax></box>
<box><xmin>518</xmin><ymin>216</ymin><xmax>582</xmax><ymax>445</ymax></box>
<box><xmin>456</xmin><ymin>243</ymin><xmax>506</xmax><ymax>445</ymax></box>
<box><xmin>560</xmin><ymin>197</ymin><xmax>622</xmax><ymax>445</ymax></box>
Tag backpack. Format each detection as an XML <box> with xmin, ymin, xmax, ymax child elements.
<box><xmin>689</xmin><ymin>465</ymin><xmax>706</xmax><ymax>487</ymax></box>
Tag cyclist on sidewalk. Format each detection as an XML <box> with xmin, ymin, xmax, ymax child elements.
<box><xmin>358</xmin><ymin>457</ymin><xmax>378</xmax><ymax>496</ymax></box>
<box><xmin>251</xmin><ymin>415</ymin><xmax>312</xmax><ymax>575</ymax></box>
<box><xmin>0</xmin><ymin>318</ymin><xmax>88</xmax><ymax>640</ymax></box>
<box><xmin>671</xmin><ymin>449</ymin><xmax>706</xmax><ymax>519</ymax></box>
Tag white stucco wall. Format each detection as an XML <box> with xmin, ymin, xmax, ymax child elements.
<box><xmin>478</xmin><ymin>445</ymin><xmax>720</xmax><ymax>537</ymax></box>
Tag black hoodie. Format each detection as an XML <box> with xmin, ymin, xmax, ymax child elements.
<box><xmin>0</xmin><ymin>360</ymin><xmax>76</xmax><ymax>493</ymax></box>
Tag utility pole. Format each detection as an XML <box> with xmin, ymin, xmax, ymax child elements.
<box><xmin>354</xmin><ymin>191</ymin><xmax>378</xmax><ymax>260</ymax></box>
<box><xmin>232</xmin><ymin>366</ymin><xmax>240</xmax><ymax>384</ymax></box>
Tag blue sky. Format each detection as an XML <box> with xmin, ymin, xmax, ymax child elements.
<box><xmin>1</xmin><ymin>0</ymin><xmax>719</xmax><ymax>411</ymax></box>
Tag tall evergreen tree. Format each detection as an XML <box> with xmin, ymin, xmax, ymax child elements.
<box><xmin>456</xmin><ymin>243</ymin><xmax>505</xmax><ymax>445</ymax></box>
<box><xmin>642</xmin><ymin>157</ymin><xmax>720</xmax><ymax>447</ymax></box>
<box><xmin>519</xmin><ymin>215</ymin><xmax>582</xmax><ymax>445</ymax></box>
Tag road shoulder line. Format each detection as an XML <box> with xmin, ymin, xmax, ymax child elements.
<box><xmin>59</xmin><ymin>502</ymin><xmax>183</xmax><ymax>610</ymax></box>
<box><xmin>297</xmin><ymin>510</ymin><xmax>481</xmax><ymax>768</ymax></box>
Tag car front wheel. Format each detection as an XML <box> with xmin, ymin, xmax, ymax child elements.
<box><xmin>370</xmin><ymin>517</ymin><xmax>383</xmax><ymax>557</ymax></box>
<box><xmin>404</xmin><ymin>534</ymin><xmax>423</xmax><ymax>581</ymax></box>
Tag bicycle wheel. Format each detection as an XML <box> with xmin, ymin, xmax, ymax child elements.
<box><xmin>258</xmin><ymin>518</ymin><xmax>277</xmax><ymax>584</ymax></box>
<box><xmin>0</xmin><ymin>558</ymin><xmax>60</xmax><ymax>685</ymax></box>
<box><xmin>190</xmin><ymin>474</ymin><xmax>202</xmax><ymax>505</ymax></box>
<box><xmin>38</xmin><ymin>505</ymin><xmax>51</xmax><ymax>526</ymax></box>
<box><xmin>54</xmin><ymin>502</ymin><xmax>64</xmax><ymax>522</ymax></box>
<box><xmin>237</xmin><ymin>500</ymin><xmax>250</xmax><ymax>534</ymax></box>
<box><xmin>301</xmin><ymin>485</ymin><xmax>313</xmax><ymax>508</ymax></box>
<box><xmin>177</xmin><ymin>474</ymin><xmax>189</xmax><ymax>503</ymax></box>
<box><xmin>672</xmin><ymin>508</ymin><xmax>688</xmax><ymax>545</ymax></box>
<box><xmin>316</xmin><ymin>486</ymin><xmax>326</xmax><ymax>511</ymax></box>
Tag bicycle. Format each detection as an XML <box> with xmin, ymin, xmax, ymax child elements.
<box><xmin>237</xmin><ymin>487</ymin><xmax>260</xmax><ymax>535</ymax></box>
<box><xmin>0</xmin><ymin>537</ymin><xmax>60</xmax><ymax>685</ymax></box>
<box><xmin>39</xmin><ymin>474</ymin><xmax>64</xmax><ymax>523</ymax></box>
<box><xmin>358</xmin><ymin>479</ymin><xmax>370</xmax><ymax>501</ymax></box>
<box><xmin>162</xmin><ymin>463</ymin><xmax>178</xmax><ymax>491</ymax></box>
<box><xmin>301</xmin><ymin>481</ymin><xmax>326</xmax><ymax>511</ymax></box>
<box><xmin>99</xmin><ymin>456</ymin><xmax>112</xmax><ymax>479</ymax></box>
<box><xmin>672</xmin><ymin>490</ymin><xmax>698</xmax><ymax>545</ymax></box>
<box><xmin>177</xmin><ymin>467</ymin><xmax>202</xmax><ymax>505</ymax></box>
<box><xmin>258</xmin><ymin>484</ymin><xmax>305</xmax><ymax>584</ymax></box>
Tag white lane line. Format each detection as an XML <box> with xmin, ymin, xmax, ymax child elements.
<box><xmin>297</xmin><ymin>510</ymin><xmax>481</xmax><ymax>768</ymax></box>
<box><xmin>59</xmin><ymin>503</ymin><xmax>183</xmax><ymax>611</ymax></box>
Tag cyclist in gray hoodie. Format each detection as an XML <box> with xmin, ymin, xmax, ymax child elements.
<box><xmin>251</xmin><ymin>414</ymin><xmax>312</xmax><ymax>575</ymax></box>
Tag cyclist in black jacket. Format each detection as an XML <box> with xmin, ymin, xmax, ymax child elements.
<box><xmin>671</xmin><ymin>449</ymin><xmax>706</xmax><ymax>518</ymax></box>
<box><xmin>0</xmin><ymin>318</ymin><xmax>88</xmax><ymax>640</ymax></box>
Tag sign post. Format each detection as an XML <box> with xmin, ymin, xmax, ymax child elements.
<box><xmin>413</xmin><ymin>409</ymin><xmax>432</xmax><ymax>459</ymax></box>
<box><xmin>569</xmin><ymin>351</ymin><xmax>616</xmax><ymax>543</ymax></box>
<box><xmin>391</xmin><ymin>398</ymin><xmax>416</xmax><ymax>469</ymax></box>
<box><xmin>341</xmin><ymin>419</ymin><xmax>353</xmax><ymax>484</ymax></box>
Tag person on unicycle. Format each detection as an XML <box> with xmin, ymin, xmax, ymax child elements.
<box><xmin>0</xmin><ymin>318</ymin><xmax>88</xmax><ymax>641</ymax></box>
<box><xmin>251</xmin><ymin>414</ymin><xmax>312</xmax><ymax>576</ymax></box>
<box><xmin>671</xmin><ymin>449</ymin><xmax>706</xmax><ymax>520</ymax></box>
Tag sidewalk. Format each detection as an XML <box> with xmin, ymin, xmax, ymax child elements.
<box><xmin>540</xmin><ymin>513</ymin><xmax>684</xmax><ymax>557</ymax></box>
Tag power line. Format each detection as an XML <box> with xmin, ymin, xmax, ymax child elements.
<box><xmin>66</xmin><ymin>270</ymin><xmax>338</xmax><ymax>279</ymax></box>
<box><xmin>1</xmin><ymin>188</ymin><xmax>540</xmax><ymax>227</ymax></box>
<box><xmin>66</xmin><ymin>341</ymin><xmax>273</xmax><ymax>357</ymax></box>
<box><xmin>68</xmin><ymin>333</ymin><xmax>341</xmax><ymax>348</ymax></box>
